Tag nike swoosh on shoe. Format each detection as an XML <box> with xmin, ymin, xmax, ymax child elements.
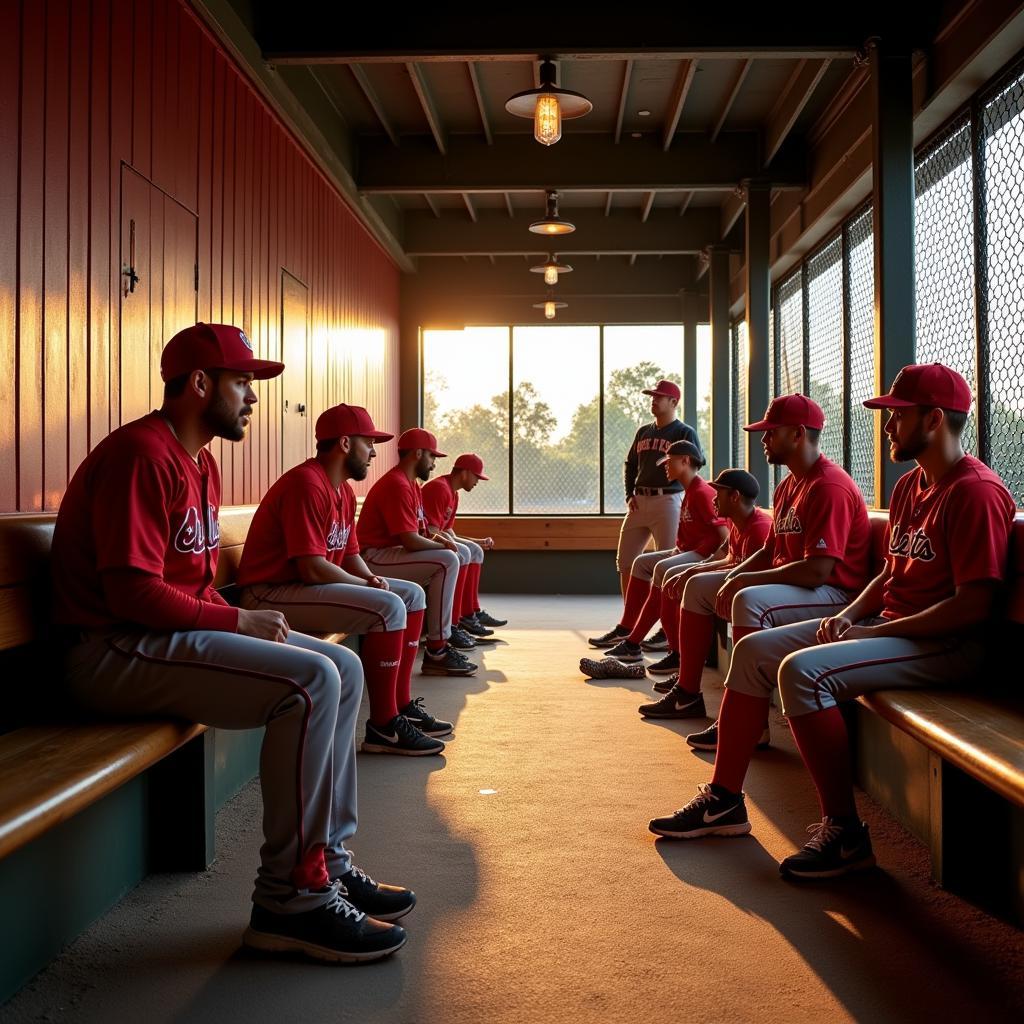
<box><xmin>702</xmin><ymin>806</ymin><xmax>739</xmax><ymax>824</ymax></box>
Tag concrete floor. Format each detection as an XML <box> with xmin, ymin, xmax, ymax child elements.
<box><xmin>6</xmin><ymin>595</ymin><xmax>1024</xmax><ymax>1024</ymax></box>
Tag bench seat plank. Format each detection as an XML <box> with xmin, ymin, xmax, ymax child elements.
<box><xmin>0</xmin><ymin>721</ymin><xmax>205</xmax><ymax>860</ymax></box>
<box><xmin>859</xmin><ymin>690</ymin><xmax>1024</xmax><ymax>810</ymax></box>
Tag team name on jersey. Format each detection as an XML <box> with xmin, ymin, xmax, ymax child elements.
<box><xmin>174</xmin><ymin>504</ymin><xmax>220</xmax><ymax>555</ymax></box>
<box><xmin>774</xmin><ymin>506</ymin><xmax>803</xmax><ymax>535</ymax></box>
<box><xmin>888</xmin><ymin>524</ymin><xmax>936</xmax><ymax>562</ymax></box>
<box><xmin>636</xmin><ymin>436</ymin><xmax>675</xmax><ymax>455</ymax></box>
<box><xmin>416</xmin><ymin>504</ymin><xmax>427</xmax><ymax>533</ymax></box>
<box><xmin>326</xmin><ymin>520</ymin><xmax>351</xmax><ymax>552</ymax></box>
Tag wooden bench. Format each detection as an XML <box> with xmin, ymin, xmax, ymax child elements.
<box><xmin>458</xmin><ymin>516</ymin><xmax>621</xmax><ymax>551</ymax></box>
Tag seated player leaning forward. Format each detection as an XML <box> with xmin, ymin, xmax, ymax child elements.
<box><xmin>421</xmin><ymin>452</ymin><xmax>508</xmax><ymax>637</ymax></box>
<box><xmin>236</xmin><ymin>403</ymin><xmax>452</xmax><ymax>757</ymax></box>
<box><xmin>51</xmin><ymin>323</ymin><xmax>412</xmax><ymax>964</ymax></box>
<box><xmin>644</xmin><ymin>394</ymin><xmax>872</xmax><ymax>750</ymax></box>
<box><xmin>583</xmin><ymin>441</ymin><xmax>728</xmax><ymax>671</ymax></box>
<box><xmin>356</xmin><ymin>429</ymin><xmax>478</xmax><ymax>677</ymax></box>
<box><xmin>639</xmin><ymin>468</ymin><xmax>772</xmax><ymax>705</ymax></box>
<box><xmin>650</xmin><ymin>364</ymin><xmax>1016</xmax><ymax>881</ymax></box>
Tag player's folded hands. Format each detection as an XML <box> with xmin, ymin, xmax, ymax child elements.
<box><xmin>237</xmin><ymin>608</ymin><xmax>290</xmax><ymax>643</ymax></box>
<box><xmin>816</xmin><ymin>615</ymin><xmax>853</xmax><ymax>644</ymax></box>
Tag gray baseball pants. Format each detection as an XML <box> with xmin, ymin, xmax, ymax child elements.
<box><xmin>361</xmin><ymin>546</ymin><xmax>460</xmax><ymax>642</ymax></box>
<box><xmin>616</xmin><ymin>493</ymin><xmax>683</xmax><ymax>573</ymax></box>
<box><xmin>631</xmin><ymin>548</ymin><xmax>705</xmax><ymax>586</ymax></box>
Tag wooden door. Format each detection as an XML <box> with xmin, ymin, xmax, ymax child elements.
<box><xmin>280</xmin><ymin>270</ymin><xmax>310</xmax><ymax>472</ymax></box>
<box><xmin>119</xmin><ymin>166</ymin><xmax>197</xmax><ymax>424</ymax></box>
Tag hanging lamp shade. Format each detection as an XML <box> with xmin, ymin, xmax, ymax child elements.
<box><xmin>530</xmin><ymin>254</ymin><xmax>574</xmax><ymax>285</ymax></box>
<box><xmin>529</xmin><ymin>191</ymin><xmax>575</xmax><ymax>235</ymax></box>
<box><xmin>505</xmin><ymin>60</ymin><xmax>592</xmax><ymax>146</ymax></box>
<box><xmin>533</xmin><ymin>299</ymin><xmax>568</xmax><ymax>320</ymax></box>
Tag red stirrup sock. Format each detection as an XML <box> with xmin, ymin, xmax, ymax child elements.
<box><xmin>660</xmin><ymin>588</ymin><xmax>682</xmax><ymax>652</ymax></box>
<box><xmin>731</xmin><ymin>624</ymin><xmax>758</xmax><ymax>644</ymax></box>
<box><xmin>360</xmin><ymin>629</ymin><xmax>404</xmax><ymax>726</ymax></box>
<box><xmin>711</xmin><ymin>689</ymin><xmax>772</xmax><ymax>794</ymax></box>
<box><xmin>397</xmin><ymin>609</ymin><xmax>425</xmax><ymax>708</ymax></box>
<box><xmin>618</xmin><ymin>576</ymin><xmax>651</xmax><ymax>631</ymax></box>
<box><xmin>466</xmin><ymin>562</ymin><xmax>482</xmax><ymax>616</ymax></box>
<box><xmin>677</xmin><ymin>609</ymin><xmax>716</xmax><ymax>694</ymax></box>
<box><xmin>788</xmin><ymin>706</ymin><xmax>857</xmax><ymax>819</ymax></box>
<box><xmin>627</xmin><ymin>586</ymin><xmax>663</xmax><ymax>643</ymax></box>
<box><xmin>452</xmin><ymin>565</ymin><xmax>468</xmax><ymax>624</ymax></box>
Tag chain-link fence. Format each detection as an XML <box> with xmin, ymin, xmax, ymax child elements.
<box><xmin>732</xmin><ymin>319</ymin><xmax>749</xmax><ymax>468</ymax></box>
<box><xmin>982</xmin><ymin>65</ymin><xmax>1024</xmax><ymax>507</ymax></box>
<box><xmin>915</xmin><ymin>115</ymin><xmax>978</xmax><ymax>454</ymax></box>
<box><xmin>777</xmin><ymin>270</ymin><xmax>805</xmax><ymax>397</ymax></box>
<box><xmin>846</xmin><ymin>207</ymin><xmax>877</xmax><ymax>505</ymax></box>
<box><xmin>807</xmin><ymin>237</ymin><xmax>845</xmax><ymax>467</ymax></box>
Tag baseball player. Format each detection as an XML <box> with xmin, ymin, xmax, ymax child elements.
<box><xmin>237</xmin><ymin>404</ymin><xmax>452</xmax><ymax>757</ymax></box>
<box><xmin>649</xmin><ymin>469</ymin><xmax>772</xmax><ymax>691</ymax></box>
<box><xmin>52</xmin><ymin>324</ymin><xmax>410</xmax><ymax>964</ymax></box>
<box><xmin>613</xmin><ymin>379</ymin><xmax>703</xmax><ymax>603</ymax></box>
<box><xmin>638</xmin><ymin>395</ymin><xmax>871</xmax><ymax>739</ymax></box>
<box><xmin>581</xmin><ymin>441</ymin><xmax>727</xmax><ymax>678</ymax></box>
<box><xmin>649</xmin><ymin>364</ymin><xmax>1017</xmax><ymax>881</ymax></box>
<box><xmin>356</xmin><ymin>429</ymin><xmax>478</xmax><ymax>676</ymax></box>
<box><xmin>421</xmin><ymin>452</ymin><xmax>508</xmax><ymax>639</ymax></box>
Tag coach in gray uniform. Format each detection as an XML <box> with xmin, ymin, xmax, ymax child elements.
<box><xmin>617</xmin><ymin>379</ymin><xmax>703</xmax><ymax>599</ymax></box>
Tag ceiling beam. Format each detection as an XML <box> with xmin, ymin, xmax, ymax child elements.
<box><xmin>504</xmin><ymin>192</ymin><xmax>515</xmax><ymax>218</ymax></box>
<box><xmin>629</xmin><ymin>253</ymin><xmax>638</xmax><ymax>266</ymax></box>
<box><xmin>764</xmin><ymin>58</ymin><xmax>832</xmax><ymax>164</ymax></box>
<box><xmin>424</xmin><ymin>193</ymin><xmax>441</xmax><ymax>218</ymax></box>
<box><xmin>710</xmin><ymin>59</ymin><xmax>752</xmax><ymax>142</ymax></box>
<box><xmin>349</xmin><ymin>64</ymin><xmax>399</xmax><ymax>146</ymax></box>
<box><xmin>721</xmin><ymin>188</ymin><xmax>746</xmax><ymax>238</ymax></box>
<box><xmin>614</xmin><ymin>59</ymin><xmax>634</xmax><ymax>143</ymax></box>
<box><xmin>663</xmin><ymin>59</ymin><xmax>698</xmax><ymax>151</ymax></box>
<box><xmin>604</xmin><ymin>192</ymin><xmax>614</xmax><ymax>216</ymax></box>
<box><xmin>462</xmin><ymin>193</ymin><xmax>478</xmax><ymax>221</ymax></box>
<box><xmin>403</xmin><ymin>206</ymin><xmax>721</xmax><ymax>256</ymax></box>
<box><xmin>406</xmin><ymin>61</ymin><xmax>447</xmax><ymax>154</ymax></box>
<box><xmin>466</xmin><ymin>61</ymin><xmax>493</xmax><ymax>144</ymax></box>
<box><xmin>641</xmin><ymin>191</ymin><xmax>656</xmax><ymax>222</ymax></box>
<box><xmin>679</xmin><ymin>191</ymin><xmax>693</xmax><ymax>216</ymax></box>
<box><xmin>357</xmin><ymin>131</ymin><xmax>799</xmax><ymax>192</ymax></box>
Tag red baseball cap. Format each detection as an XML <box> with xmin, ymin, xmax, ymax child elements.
<box><xmin>397</xmin><ymin>428</ymin><xmax>446</xmax><ymax>457</ymax></box>
<box><xmin>642</xmin><ymin>379</ymin><xmax>681</xmax><ymax>401</ymax></box>
<box><xmin>745</xmin><ymin>394</ymin><xmax>825</xmax><ymax>432</ymax></box>
<box><xmin>863</xmin><ymin>363</ymin><xmax>972</xmax><ymax>414</ymax></box>
<box><xmin>453</xmin><ymin>453</ymin><xmax>489</xmax><ymax>480</ymax></box>
<box><xmin>315</xmin><ymin>404</ymin><xmax>394</xmax><ymax>443</ymax></box>
<box><xmin>160</xmin><ymin>323</ymin><xmax>284</xmax><ymax>382</ymax></box>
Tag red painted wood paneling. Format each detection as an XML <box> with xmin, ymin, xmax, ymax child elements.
<box><xmin>2</xmin><ymin>0</ymin><xmax>401</xmax><ymax>513</ymax></box>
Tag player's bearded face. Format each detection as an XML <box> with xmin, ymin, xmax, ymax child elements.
<box><xmin>761</xmin><ymin>428</ymin><xmax>789</xmax><ymax>464</ymax></box>
<box><xmin>204</xmin><ymin>372</ymin><xmax>254</xmax><ymax>442</ymax></box>
<box><xmin>886</xmin><ymin>408</ymin><xmax>930</xmax><ymax>462</ymax></box>
<box><xmin>345</xmin><ymin>437</ymin><xmax>375</xmax><ymax>480</ymax></box>
<box><xmin>415</xmin><ymin>450</ymin><xmax>435</xmax><ymax>481</ymax></box>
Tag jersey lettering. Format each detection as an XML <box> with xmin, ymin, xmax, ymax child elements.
<box><xmin>888</xmin><ymin>524</ymin><xmax>937</xmax><ymax>563</ymax></box>
<box><xmin>774</xmin><ymin>507</ymin><xmax>803</xmax><ymax>535</ymax></box>
<box><xmin>174</xmin><ymin>504</ymin><xmax>220</xmax><ymax>555</ymax></box>
<box><xmin>326</xmin><ymin>520</ymin><xmax>352</xmax><ymax>553</ymax></box>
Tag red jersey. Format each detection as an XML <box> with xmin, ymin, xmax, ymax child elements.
<box><xmin>882</xmin><ymin>455</ymin><xmax>1016</xmax><ymax>621</ymax></box>
<box><xmin>52</xmin><ymin>412</ymin><xmax>233</xmax><ymax>629</ymax></box>
<box><xmin>237</xmin><ymin>459</ymin><xmax>360</xmax><ymax>586</ymax></box>
<box><xmin>421</xmin><ymin>474</ymin><xmax>459</xmax><ymax>531</ymax></box>
<box><xmin>728</xmin><ymin>506</ymin><xmax>773</xmax><ymax>562</ymax></box>
<box><xmin>356</xmin><ymin>466</ymin><xmax>428</xmax><ymax>549</ymax></box>
<box><xmin>765</xmin><ymin>455</ymin><xmax>872</xmax><ymax>592</ymax></box>
<box><xmin>677</xmin><ymin>474</ymin><xmax>726</xmax><ymax>556</ymax></box>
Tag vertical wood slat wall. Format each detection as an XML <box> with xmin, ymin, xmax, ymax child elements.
<box><xmin>0</xmin><ymin>0</ymin><xmax>400</xmax><ymax>513</ymax></box>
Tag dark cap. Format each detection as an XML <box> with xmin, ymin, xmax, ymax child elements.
<box><xmin>315</xmin><ymin>404</ymin><xmax>394</xmax><ymax>443</ymax></box>
<box><xmin>160</xmin><ymin>323</ymin><xmax>284</xmax><ymax>381</ymax></box>
<box><xmin>709</xmin><ymin>468</ymin><xmax>760</xmax><ymax>500</ymax></box>
<box><xmin>656</xmin><ymin>440</ymin><xmax>705</xmax><ymax>467</ymax></box>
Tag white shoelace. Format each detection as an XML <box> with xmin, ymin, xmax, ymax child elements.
<box><xmin>803</xmin><ymin>820</ymin><xmax>844</xmax><ymax>852</ymax></box>
<box><xmin>324</xmin><ymin>880</ymin><xmax>365</xmax><ymax>921</ymax></box>
<box><xmin>677</xmin><ymin>783</ymin><xmax>718</xmax><ymax>814</ymax></box>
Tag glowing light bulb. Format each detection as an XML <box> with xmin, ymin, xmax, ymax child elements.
<box><xmin>544</xmin><ymin>300</ymin><xmax>556</xmax><ymax>319</ymax></box>
<box><xmin>534</xmin><ymin>94</ymin><xmax>561</xmax><ymax>146</ymax></box>
<box><xmin>544</xmin><ymin>266</ymin><xmax>559</xmax><ymax>286</ymax></box>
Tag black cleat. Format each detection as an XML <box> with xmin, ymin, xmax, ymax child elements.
<box><xmin>244</xmin><ymin>883</ymin><xmax>407</xmax><ymax>963</ymax></box>
<box><xmin>361</xmin><ymin>715</ymin><xmax>445</xmax><ymax>756</ymax></box>
<box><xmin>638</xmin><ymin>686</ymin><xmax>706</xmax><ymax>719</ymax></box>
<box><xmin>647</xmin><ymin>650</ymin><xmax>680</xmax><ymax>674</ymax></box>
<box><xmin>587</xmin><ymin>625</ymin><xmax>630</xmax><ymax>648</ymax></box>
<box><xmin>421</xmin><ymin>645</ymin><xmax>478</xmax><ymax>676</ymax></box>
<box><xmin>779</xmin><ymin>818</ymin><xmax>876</xmax><ymax>880</ymax></box>
<box><xmin>475</xmin><ymin>609</ymin><xmax>507</xmax><ymax>627</ymax></box>
<box><xmin>685</xmin><ymin>719</ymin><xmax>771</xmax><ymax>752</ymax></box>
<box><xmin>604</xmin><ymin>639</ymin><xmax>644</xmax><ymax>662</ymax></box>
<box><xmin>400</xmin><ymin>697</ymin><xmax>454</xmax><ymax>737</ymax></box>
<box><xmin>649</xmin><ymin>783</ymin><xmax>751</xmax><ymax>839</ymax></box>
<box><xmin>640</xmin><ymin>628</ymin><xmax>670</xmax><ymax>652</ymax></box>
<box><xmin>652</xmin><ymin>672</ymin><xmax>679</xmax><ymax>695</ymax></box>
<box><xmin>448</xmin><ymin>626</ymin><xmax>477</xmax><ymax>650</ymax></box>
<box><xmin>337</xmin><ymin>866</ymin><xmax>417</xmax><ymax>921</ymax></box>
<box><xmin>459</xmin><ymin>616</ymin><xmax>495</xmax><ymax>639</ymax></box>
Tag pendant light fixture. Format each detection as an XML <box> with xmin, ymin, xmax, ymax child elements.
<box><xmin>505</xmin><ymin>59</ymin><xmax>592</xmax><ymax>147</ymax></box>
<box><xmin>530</xmin><ymin>254</ymin><xmax>574</xmax><ymax>286</ymax></box>
<box><xmin>533</xmin><ymin>295</ymin><xmax>568</xmax><ymax>320</ymax></box>
<box><xmin>529</xmin><ymin>191</ymin><xmax>575</xmax><ymax>235</ymax></box>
